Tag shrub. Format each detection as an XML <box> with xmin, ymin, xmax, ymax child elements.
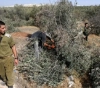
<box><xmin>18</xmin><ymin>0</ymin><xmax>100</xmax><ymax>87</ymax></box>
<box><xmin>18</xmin><ymin>0</ymin><xmax>76</xmax><ymax>87</ymax></box>
<box><xmin>89</xmin><ymin>61</ymin><xmax>100</xmax><ymax>88</ymax></box>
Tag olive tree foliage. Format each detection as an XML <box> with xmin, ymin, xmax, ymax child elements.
<box><xmin>18</xmin><ymin>0</ymin><xmax>77</xmax><ymax>86</ymax></box>
<box><xmin>35</xmin><ymin>0</ymin><xmax>100</xmax><ymax>76</ymax></box>
<box><xmin>88</xmin><ymin>47</ymin><xmax>100</xmax><ymax>88</ymax></box>
<box><xmin>84</xmin><ymin>6</ymin><xmax>100</xmax><ymax>35</ymax></box>
<box><xmin>0</xmin><ymin>6</ymin><xmax>25</xmax><ymax>32</ymax></box>
<box><xmin>35</xmin><ymin>0</ymin><xmax>76</xmax><ymax>52</ymax></box>
<box><xmin>89</xmin><ymin>61</ymin><xmax>100</xmax><ymax>88</ymax></box>
<box><xmin>73</xmin><ymin>6</ymin><xmax>100</xmax><ymax>35</ymax></box>
<box><xmin>0</xmin><ymin>5</ymin><xmax>41</xmax><ymax>32</ymax></box>
<box><xmin>18</xmin><ymin>0</ymin><xmax>100</xmax><ymax>87</ymax></box>
<box><xmin>55</xmin><ymin>0</ymin><xmax>74</xmax><ymax>30</ymax></box>
<box><xmin>35</xmin><ymin>0</ymin><xmax>92</xmax><ymax>75</ymax></box>
<box><xmin>0</xmin><ymin>7</ymin><xmax>19</xmax><ymax>33</ymax></box>
<box><xmin>13</xmin><ymin>5</ymin><xmax>26</xmax><ymax>19</ymax></box>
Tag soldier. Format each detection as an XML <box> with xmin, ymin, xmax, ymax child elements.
<box><xmin>83</xmin><ymin>23</ymin><xmax>91</xmax><ymax>41</ymax></box>
<box><xmin>0</xmin><ymin>21</ymin><xmax>18</xmax><ymax>88</ymax></box>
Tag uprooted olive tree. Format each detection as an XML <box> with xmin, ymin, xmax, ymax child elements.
<box><xmin>18</xmin><ymin>0</ymin><xmax>100</xmax><ymax>87</ymax></box>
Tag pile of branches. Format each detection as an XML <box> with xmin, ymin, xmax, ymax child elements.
<box><xmin>88</xmin><ymin>48</ymin><xmax>100</xmax><ymax>88</ymax></box>
<box><xmin>86</xmin><ymin>6</ymin><xmax>100</xmax><ymax>35</ymax></box>
<box><xmin>18</xmin><ymin>0</ymin><xmax>100</xmax><ymax>87</ymax></box>
<box><xmin>18</xmin><ymin>43</ymin><xmax>65</xmax><ymax>86</ymax></box>
<box><xmin>18</xmin><ymin>0</ymin><xmax>75</xmax><ymax>86</ymax></box>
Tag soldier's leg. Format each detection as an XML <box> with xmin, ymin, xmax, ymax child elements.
<box><xmin>4</xmin><ymin>56</ymin><xmax>14</xmax><ymax>87</ymax></box>
<box><xmin>0</xmin><ymin>59</ymin><xmax>7</xmax><ymax>82</ymax></box>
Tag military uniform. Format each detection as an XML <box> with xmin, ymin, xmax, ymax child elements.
<box><xmin>0</xmin><ymin>33</ymin><xmax>15</xmax><ymax>86</ymax></box>
<box><xmin>83</xmin><ymin>26</ymin><xmax>91</xmax><ymax>41</ymax></box>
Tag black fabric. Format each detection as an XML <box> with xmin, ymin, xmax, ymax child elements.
<box><xmin>31</xmin><ymin>31</ymin><xmax>46</xmax><ymax>48</ymax></box>
<box><xmin>8</xmin><ymin>86</ymin><xmax>13</xmax><ymax>88</ymax></box>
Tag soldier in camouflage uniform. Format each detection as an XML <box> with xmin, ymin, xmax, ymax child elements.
<box><xmin>0</xmin><ymin>21</ymin><xmax>18</xmax><ymax>88</ymax></box>
<box><xmin>83</xmin><ymin>23</ymin><xmax>91</xmax><ymax>41</ymax></box>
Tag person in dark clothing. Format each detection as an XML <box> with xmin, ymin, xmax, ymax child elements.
<box><xmin>30</xmin><ymin>31</ymin><xmax>55</xmax><ymax>59</ymax></box>
<box><xmin>83</xmin><ymin>23</ymin><xmax>91</xmax><ymax>41</ymax></box>
<box><xmin>31</xmin><ymin>31</ymin><xmax>55</xmax><ymax>49</ymax></box>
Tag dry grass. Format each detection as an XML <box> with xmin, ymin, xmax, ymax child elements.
<box><xmin>11</xmin><ymin>32</ymin><xmax>31</xmax><ymax>37</ymax></box>
<box><xmin>88</xmin><ymin>34</ymin><xmax>100</xmax><ymax>47</ymax></box>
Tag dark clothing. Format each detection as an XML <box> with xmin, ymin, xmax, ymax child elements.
<box><xmin>83</xmin><ymin>27</ymin><xmax>89</xmax><ymax>36</ymax></box>
<box><xmin>31</xmin><ymin>31</ymin><xmax>51</xmax><ymax>48</ymax></box>
<box><xmin>83</xmin><ymin>27</ymin><xmax>91</xmax><ymax>41</ymax></box>
<box><xmin>8</xmin><ymin>86</ymin><xmax>13</xmax><ymax>88</ymax></box>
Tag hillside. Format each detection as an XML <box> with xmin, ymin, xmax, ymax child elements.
<box><xmin>0</xmin><ymin>26</ymin><xmax>100</xmax><ymax>88</ymax></box>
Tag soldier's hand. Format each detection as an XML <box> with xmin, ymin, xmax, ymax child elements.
<box><xmin>14</xmin><ymin>59</ymin><xmax>18</xmax><ymax>65</ymax></box>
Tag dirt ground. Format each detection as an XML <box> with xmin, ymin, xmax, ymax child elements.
<box><xmin>0</xmin><ymin>26</ymin><xmax>100</xmax><ymax>88</ymax></box>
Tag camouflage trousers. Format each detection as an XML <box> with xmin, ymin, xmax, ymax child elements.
<box><xmin>0</xmin><ymin>56</ymin><xmax>14</xmax><ymax>86</ymax></box>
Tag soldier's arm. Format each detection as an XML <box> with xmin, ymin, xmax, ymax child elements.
<box><xmin>12</xmin><ymin>45</ymin><xmax>18</xmax><ymax>65</ymax></box>
<box><xmin>12</xmin><ymin>45</ymin><xmax>18</xmax><ymax>59</ymax></box>
<box><xmin>8</xmin><ymin>35</ymin><xmax>19</xmax><ymax>65</ymax></box>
